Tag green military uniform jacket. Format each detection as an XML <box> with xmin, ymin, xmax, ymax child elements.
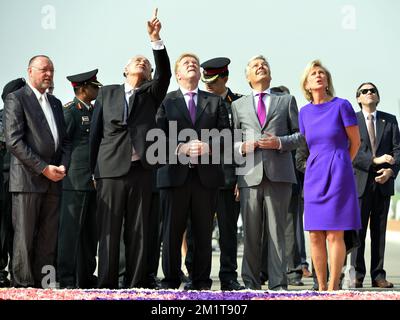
<box><xmin>63</xmin><ymin>98</ymin><xmax>95</xmax><ymax>191</ymax></box>
<box><xmin>221</xmin><ymin>88</ymin><xmax>242</xmax><ymax>189</ymax></box>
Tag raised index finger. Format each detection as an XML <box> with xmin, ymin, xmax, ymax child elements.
<box><xmin>153</xmin><ymin>8</ymin><xmax>158</xmax><ymax>19</ymax></box>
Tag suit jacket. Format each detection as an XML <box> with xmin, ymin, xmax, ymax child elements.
<box><xmin>353</xmin><ymin>110</ymin><xmax>400</xmax><ymax>197</ymax></box>
<box><xmin>156</xmin><ymin>89</ymin><xmax>229</xmax><ymax>189</ymax></box>
<box><xmin>232</xmin><ymin>92</ymin><xmax>304</xmax><ymax>188</ymax></box>
<box><xmin>89</xmin><ymin>47</ymin><xmax>171</xmax><ymax>178</ymax></box>
<box><xmin>4</xmin><ymin>85</ymin><xmax>71</xmax><ymax>194</ymax></box>
<box><xmin>62</xmin><ymin>98</ymin><xmax>94</xmax><ymax>191</ymax></box>
<box><xmin>221</xmin><ymin>88</ymin><xmax>242</xmax><ymax>189</ymax></box>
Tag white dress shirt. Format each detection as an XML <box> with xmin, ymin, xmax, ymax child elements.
<box><xmin>180</xmin><ymin>87</ymin><xmax>199</xmax><ymax>110</ymax></box>
<box><xmin>28</xmin><ymin>82</ymin><xmax>59</xmax><ymax>150</ymax></box>
<box><xmin>362</xmin><ymin>109</ymin><xmax>377</xmax><ymax>133</ymax></box>
<box><xmin>251</xmin><ymin>88</ymin><xmax>271</xmax><ymax>116</ymax></box>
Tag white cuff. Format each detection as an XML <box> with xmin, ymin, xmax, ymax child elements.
<box><xmin>151</xmin><ymin>39</ymin><xmax>165</xmax><ymax>50</ymax></box>
<box><xmin>175</xmin><ymin>143</ymin><xmax>183</xmax><ymax>155</ymax></box>
<box><xmin>239</xmin><ymin>142</ymin><xmax>245</xmax><ymax>155</ymax></box>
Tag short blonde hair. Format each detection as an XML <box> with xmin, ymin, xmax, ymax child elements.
<box><xmin>174</xmin><ymin>53</ymin><xmax>200</xmax><ymax>76</ymax></box>
<box><xmin>300</xmin><ymin>60</ymin><xmax>335</xmax><ymax>102</ymax></box>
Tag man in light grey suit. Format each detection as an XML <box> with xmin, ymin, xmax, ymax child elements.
<box><xmin>231</xmin><ymin>55</ymin><xmax>303</xmax><ymax>290</ymax></box>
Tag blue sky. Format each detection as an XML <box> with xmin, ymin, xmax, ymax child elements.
<box><xmin>1</xmin><ymin>0</ymin><xmax>399</xmax><ymax>115</ymax></box>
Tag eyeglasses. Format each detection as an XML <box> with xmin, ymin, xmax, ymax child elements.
<box><xmin>359</xmin><ymin>88</ymin><xmax>377</xmax><ymax>95</ymax></box>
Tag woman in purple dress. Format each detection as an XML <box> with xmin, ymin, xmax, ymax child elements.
<box><xmin>299</xmin><ymin>60</ymin><xmax>361</xmax><ymax>291</ymax></box>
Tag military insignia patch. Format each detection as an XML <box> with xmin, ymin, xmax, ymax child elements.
<box><xmin>81</xmin><ymin>116</ymin><xmax>90</xmax><ymax>125</ymax></box>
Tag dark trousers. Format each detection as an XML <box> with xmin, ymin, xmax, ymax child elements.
<box><xmin>57</xmin><ymin>190</ymin><xmax>97</xmax><ymax>288</ymax></box>
<box><xmin>217</xmin><ymin>188</ymin><xmax>240</xmax><ymax>283</ymax></box>
<box><xmin>96</xmin><ymin>163</ymin><xmax>152</xmax><ymax>289</ymax></box>
<box><xmin>146</xmin><ymin>191</ymin><xmax>163</xmax><ymax>280</ymax></box>
<box><xmin>161</xmin><ymin>169</ymin><xmax>217</xmax><ymax>289</ymax></box>
<box><xmin>285</xmin><ymin>193</ymin><xmax>303</xmax><ymax>279</ymax></box>
<box><xmin>295</xmin><ymin>195</ymin><xmax>308</xmax><ymax>268</ymax></box>
<box><xmin>119</xmin><ymin>191</ymin><xmax>162</xmax><ymax>287</ymax></box>
<box><xmin>352</xmin><ymin>176</ymin><xmax>390</xmax><ymax>282</ymax></box>
<box><xmin>11</xmin><ymin>192</ymin><xmax>59</xmax><ymax>287</ymax></box>
<box><xmin>0</xmin><ymin>177</ymin><xmax>13</xmax><ymax>277</ymax></box>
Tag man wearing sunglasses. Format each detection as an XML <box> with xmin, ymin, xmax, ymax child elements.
<box><xmin>352</xmin><ymin>82</ymin><xmax>400</xmax><ymax>288</ymax></box>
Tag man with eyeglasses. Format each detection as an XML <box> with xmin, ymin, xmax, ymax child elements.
<box><xmin>352</xmin><ymin>82</ymin><xmax>400</xmax><ymax>288</ymax></box>
<box><xmin>3</xmin><ymin>55</ymin><xmax>71</xmax><ymax>287</ymax></box>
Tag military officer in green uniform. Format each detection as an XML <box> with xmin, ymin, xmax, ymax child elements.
<box><xmin>200</xmin><ymin>57</ymin><xmax>245</xmax><ymax>290</ymax></box>
<box><xmin>57</xmin><ymin>69</ymin><xmax>102</xmax><ymax>288</ymax></box>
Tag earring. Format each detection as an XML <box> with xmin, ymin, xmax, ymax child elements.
<box><xmin>326</xmin><ymin>87</ymin><xmax>329</xmax><ymax>93</ymax></box>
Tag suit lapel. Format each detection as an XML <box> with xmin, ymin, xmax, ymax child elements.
<box><xmin>195</xmin><ymin>90</ymin><xmax>209</xmax><ymax>123</ymax></box>
<box><xmin>175</xmin><ymin>90</ymin><xmax>193</xmax><ymax>125</ymax></box>
<box><xmin>128</xmin><ymin>81</ymin><xmax>152</xmax><ymax>117</ymax></box>
<box><xmin>47</xmin><ymin>94</ymin><xmax>62</xmax><ymax>143</ymax></box>
<box><xmin>25</xmin><ymin>86</ymin><xmax>54</xmax><ymax>140</ymax></box>
<box><xmin>114</xmin><ymin>85</ymin><xmax>127</xmax><ymax>122</ymax></box>
<box><xmin>357</xmin><ymin>112</ymin><xmax>372</xmax><ymax>151</ymax></box>
<box><xmin>243</xmin><ymin>95</ymin><xmax>261</xmax><ymax>129</ymax></box>
<box><xmin>264</xmin><ymin>94</ymin><xmax>278</xmax><ymax>130</ymax></box>
<box><xmin>375</xmin><ymin>111</ymin><xmax>386</xmax><ymax>148</ymax></box>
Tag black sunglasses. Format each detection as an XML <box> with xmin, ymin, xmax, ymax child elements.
<box><xmin>359</xmin><ymin>88</ymin><xmax>377</xmax><ymax>95</ymax></box>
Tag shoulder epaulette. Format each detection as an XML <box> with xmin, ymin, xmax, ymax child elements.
<box><xmin>63</xmin><ymin>101</ymin><xmax>74</xmax><ymax>108</ymax></box>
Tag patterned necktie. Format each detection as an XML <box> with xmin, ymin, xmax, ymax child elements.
<box><xmin>367</xmin><ymin>113</ymin><xmax>376</xmax><ymax>156</ymax></box>
<box><xmin>257</xmin><ymin>92</ymin><xmax>266</xmax><ymax>126</ymax></box>
<box><xmin>188</xmin><ymin>92</ymin><xmax>196</xmax><ymax>124</ymax></box>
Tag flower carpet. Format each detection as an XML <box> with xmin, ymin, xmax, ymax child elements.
<box><xmin>1</xmin><ymin>288</ymin><xmax>400</xmax><ymax>300</ymax></box>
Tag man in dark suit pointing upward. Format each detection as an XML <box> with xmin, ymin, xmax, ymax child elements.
<box><xmin>89</xmin><ymin>9</ymin><xmax>171</xmax><ymax>289</ymax></box>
